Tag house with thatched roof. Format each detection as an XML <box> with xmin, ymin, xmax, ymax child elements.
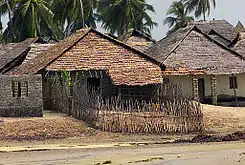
<box><xmin>146</xmin><ymin>26</ymin><xmax>245</xmax><ymax>105</ymax></box>
<box><xmin>0</xmin><ymin>37</ymin><xmax>54</xmax><ymax>117</ymax></box>
<box><xmin>11</xmin><ymin>28</ymin><xmax>163</xmax><ymax>111</ymax></box>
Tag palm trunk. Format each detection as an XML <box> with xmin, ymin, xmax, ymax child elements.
<box><xmin>5</xmin><ymin>0</ymin><xmax>15</xmax><ymax>39</ymax></box>
<box><xmin>202</xmin><ymin>4</ymin><xmax>206</xmax><ymax>21</ymax></box>
<box><xmin>79</xmin><ymin>0</ymin><xmax>85</xmax><ymax>27</ymax></box>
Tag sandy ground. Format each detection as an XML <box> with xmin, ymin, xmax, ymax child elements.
<box><xmin>0</xmin><ymin>104</ymin><xmax>245</xmax><ymax>147</ymax></box>
<box><xmin>1</xmin><ymin>142</ymin><xmax>245</xmax><ymax>165</ymax></box>
<box><xmin>203</xmin><ymin>104</ymin><xmax>245</xmax><ymax>133</ymax></box>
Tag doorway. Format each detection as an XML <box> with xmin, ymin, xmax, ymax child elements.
<box><xmin>198</xmin><ymin>78</ymin><xmax>205</xmax><ymax>103</ymax></box>
<box><xmin>87</xmin><ymin>77</ymin><xmax>100</xmax><ymax>94</ymax></box>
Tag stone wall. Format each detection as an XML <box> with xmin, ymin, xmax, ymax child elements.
<box><xmin>0</xmin><ymin>74</ymin><xmax>43</xmax><ymax>117</ymax></box>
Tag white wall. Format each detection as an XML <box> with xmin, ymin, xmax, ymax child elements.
<box><xmin>216</xmin><ymin>73</ymin><xmax>245</xmax><ymax>97</ymax></box>
<box><xmin>167</xmin><ymin>76</ymin><xmax>193</xmax><ymax>97</ymax></box>
<box><xmin>166</xmin><ymin>73</ymin><xmax>245</xmax><ymax>99</ymax></box>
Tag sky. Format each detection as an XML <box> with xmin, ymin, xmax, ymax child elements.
<box><xmin>147</xmin><ymin>0</ymin><xmax>245</xmax><ymax>40</ymax></box>
<box><xmin>2</xmin><ymin>0</ymin><xmax>245</xmax><ymax>41</ymax></box>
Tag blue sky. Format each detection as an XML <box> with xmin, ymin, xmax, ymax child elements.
<box><xmin>2</xmin><ymin>0</ymin><xmax>245</xmax><ymax>41</ymax></box>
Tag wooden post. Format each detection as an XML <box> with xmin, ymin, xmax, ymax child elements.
<box><xmin>232</xmin><ymin>74</ymin><xmax>239</xmax><ymax>106</ymax></box>
<box><xmin>211</xmin><ymin>75</ymin><xmax>217</xmax><ymax>105</ymax></box>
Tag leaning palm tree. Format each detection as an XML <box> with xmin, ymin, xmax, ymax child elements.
<box><xmin>164</xmin><ymin>1</ymin><xmax>194</xmax><ymax>34</ymax></box>
<box><xmin>183</xmin><ymin>0</ymin><xmax>216</xmax><ymax>21</ymax></box>
<box><xmin>97</xmin><ymin>0</ymin><xmax>157</xmax><ymax>40</ymax></box>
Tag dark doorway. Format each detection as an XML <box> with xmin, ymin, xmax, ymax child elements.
<box><xmin>87</xmin><ymin>78</ymin><xmax>100</xmax><ymax>94</ymax></box>
<box><xmin>198</xmin><ymin>78</ymin><xmax>205</xmax><ymax>103</ymax></box>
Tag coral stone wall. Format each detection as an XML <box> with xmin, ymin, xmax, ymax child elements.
<box><xmin>0</xmin><ymin>74</ymin><xmax>43</xmax><ymax>117</ymax></box>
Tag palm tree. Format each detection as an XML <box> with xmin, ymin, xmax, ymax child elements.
<box><xmin>0</xmin><ymin>0</ymin><xmax>15</xmax><ymax>39</ymax></box>
<box><xmin>129</xmin><ymin>4</ymin><xmax>157</xmax><ymax>35</ymax></box>
<box><xmin>164</xmin><ymin>1</ymin><xmax>194</xmax><ymax>34</ymax></box>
<box><xmin>51</xmin><ymin>0</ymin><xmax>97</xmax><ymax>38</ymax></box>
<box><xmin>183</xmin><ymin>0</ymin><xmax>216</xmax><ymax>21</ymax></box>
<box><xmin>3</xmin><ymin>0</ymin><xmax>56</xmax><ymax>42</ymax></box>
<box><xmin>97</xmin><ymin>0</ymin><xmax>157</xmax><ymax>40</ymax></box>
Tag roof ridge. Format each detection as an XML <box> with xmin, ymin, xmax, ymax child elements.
<box><xmin>12</xmin><ymin>28</ymin><xmax>91</xmax><ymax>74</ymax></box>
<box><xmin>163</xmin><ymin>26</ymin><xmax>245</xmax><ymax>62</ymax></box>
<box><xmin>192</xmin><ymin>26</ymin><xmax>245</xmax><ymax>60</ymax></box>
<box><xmin>163</xmin><ymin>26</ymin><xmax>196</xmax><ymax>60</ymax></box>
<box><xmin>90</xmin><ymin>28</ymin><xmax>164</xmax><ymax>68</ymax></box>
<box><xmin>41</xmin><ymin>28</ymin><xmax>92</xmax><ymax>70</ymax></box>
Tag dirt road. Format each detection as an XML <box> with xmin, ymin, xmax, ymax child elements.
<box><xmin>1</xmin><ymin>142</ymin><xmax>245</xmax><ymax>165</ymax></box>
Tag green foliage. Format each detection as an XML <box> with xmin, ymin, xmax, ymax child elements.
<box><xmin>164</xmin><ymin>1</ymin><xmax>194</xmax><ymax>34</ymax></box>
<box><xmin>51</xmin><ymin>0</ymin><xmax>97</xmax><ymax>38</ymax></box>
<box><xmin>0</xmin><ymin>0</ymin><xmax>156</xmax><ymax>42</ymax></box>
<box><xmin>60</xmin><ymin>70</ymin><xmax>72</xmax><ymax>96</ymax></box>
<box><xmin>1</xmin><ymin>0</ymin><xmax>57</xmax><ymax>42</ymax></box>
<box><xmin>97</xmin><ymin>0</ymin><xmax>157</xmax><ymax>40</ymax></box>
<box><xmin>182</xmin><ymin>0</ymin><xmax>216</xmax><ymax>21</ymax></box>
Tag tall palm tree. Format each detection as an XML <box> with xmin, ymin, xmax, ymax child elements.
<box><xmin>164</xmin><ymin>1</ymin><xmax>194</xmax><ymax>34</ymax></box>
<box><xmin>97</xmin><ymin>0</ymin><xmax>157</xmax><ymax>40</ymax></box>
<box><xmin>183</xmin><ymin>0</ymin><xmax>216</xmax><ymax>21</ymax></box>
<box><xmin>3</xmin><ymin>0</ymin><xmax>56</xmax><ymax>42</ymax></box>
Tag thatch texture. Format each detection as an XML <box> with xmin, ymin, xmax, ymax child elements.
<box><xmin>14</xmin><ymin>28</ymin><xmax>163</xmax><ymax>86</ymax></box>
<box><xmin>124</xmin><ymin>30</ymin><xmax>156</xmax><ymax>52</ymax></box>
<box><xmin>231</xmin><ymin>39</ymin><xmax>245</xmax><ymax>59</ymax></box>
<box><xmin>188</xmin><ymin>20</ymin><xmax>237</xmax><ymax>43</ymax></box>
<box><xmin>107</xmin><ymin>30</ymin><xmax>156</xmax><ymax>52</ymax></box>
<box><xmin>0</xmin><ymin>38</ymin><xmax>39</xmax><ymax>72</ymax></box>
<box><xmin>22</xmin><ymin>43</ymin><xmax>55</xmax><ymax>64</ymax></box>
<box><xmin>147</xmin><ymin>26</ymin><xmax>245</xmax><ymax>75</ymax></box>
<box><xmin>146</xmin><ymin>26</ymin><xmax>193</xmax><ymax>62</ymax></box>
<box><xmin>46</xmin><ymin>31</ymin><xmax>162</xmax><ymax>86</ymax></box>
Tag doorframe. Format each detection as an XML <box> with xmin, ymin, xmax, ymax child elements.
<box><xmin>198</xmin><ymin>78</ymin><xmax>205</xmax><ymax>103</ymax></box>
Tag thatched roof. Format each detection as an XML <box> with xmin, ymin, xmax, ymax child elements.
<box><xmin>188</xmin><ymin>20</ymin><xmax>237</xmax><ymax>42</ymax></box>
<box><xmin>107</xmin><ymin>29</ymin><xmax>156</xmax><ymax>52</ymax></box>
<box><xmin>124</xmin><ymin>30</ymin><xmax>156</xmax><ymax>52</ymax></box>
<box><xmin>231</xmin><ymin>39</ymin><xmax>245</xmax><ymax>59</ymax></box>
<box><xmin>0</xmin><ymin>38</ymin><xmax>42</xmax><ymax>73</ymax></box>
<box><xmin>235</xmin><ymin>21</ymin><xmax>244</xmax><ymax>33</ymax></box>
<box><xmin>146</xmin><ymin>26</ymin><xmax>245</xmax><ymax>75</ymax></box>
<box><xmin>22</xmin><ymin>43</ymin><xmax>55</xmax><ymax>64</ymax></box>
<box><xmin>13</xmin><ymin>28</ymin><xmax>163</xmax><ymax>86</ymax></box>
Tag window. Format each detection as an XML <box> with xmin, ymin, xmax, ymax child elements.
<box><xmin>12</xmin><ymin>81</ymin><xmax>28</xmax><ymax>97</ymax></box>
<box><xmin>230</xmin><ymin>76</ymin><xmax>238</xmax><ymax>89</ymax></box>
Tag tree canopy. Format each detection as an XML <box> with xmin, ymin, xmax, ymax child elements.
<box><xmin>164</xmin><ymin>1</ymin><xmax>194</xmax><ymax>34</ymax></box>
<box><xmin>0</xmin><ymin>0</ymin><xmax>157</xmax><ymax>42</ymax></box>
<box><xmin>183</xmin><ymin>0</ymin><xmax>216</xmax><ymax>21</ymax></box>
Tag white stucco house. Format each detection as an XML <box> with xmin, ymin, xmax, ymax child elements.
<box><xmin>146</xmin><ymin>25</ymin><xmax>245</xmax><ymax>105</ymax></box>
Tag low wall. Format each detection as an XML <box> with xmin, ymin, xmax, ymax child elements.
<box><xmin>97</xmin><ymin>112</ymin><xmax>203</xmax><ymax>133</ymax></box>
<box><xmin>0</xmin><ymin>74</ymin><xmax>43</xmax><ymax>117</ymax></box>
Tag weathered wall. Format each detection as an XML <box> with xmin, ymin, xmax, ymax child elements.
<box><xmin>43</xmin><ymin>70</ymin><xmax>118</xmax><ymax>111</ymax></box>
<box><xmin>0</xmin><ymin>74</ymin><xmax>43</xmax><ymax>117</ymax></box>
